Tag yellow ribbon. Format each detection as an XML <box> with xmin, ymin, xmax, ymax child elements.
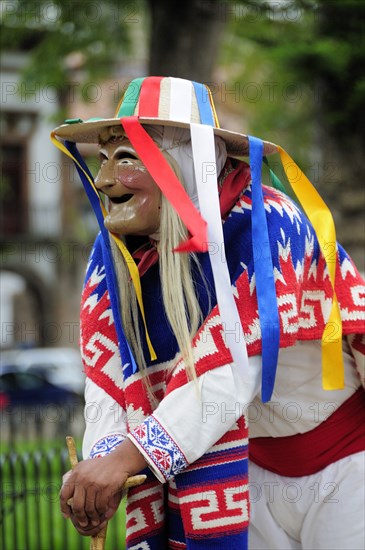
<box><xmin>277</xmin><ymin>146</ymin><xmax>344</xmax><ymax>389</ymax></box>
<box><xmin>206</xmin><ymin>86</ymin><xmax>220</xmax><ymax>128</ymax></box>
<box><xmin>50</xmin><ymin>132</ymin><xmax>157</xmax><ymax>361</ymax></box>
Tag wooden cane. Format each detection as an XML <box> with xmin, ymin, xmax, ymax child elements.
<box><xmin>65</xmin><ymin>436</ymin><xmax>146</xmax><ymax>550</ymax></box>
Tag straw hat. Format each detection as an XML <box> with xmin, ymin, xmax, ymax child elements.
<box><xmin>52</xmin><ymin>76</ymin><xmax>277</xmax><ymax>157</ymax></box>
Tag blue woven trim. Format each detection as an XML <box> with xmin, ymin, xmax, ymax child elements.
<box><xmin>90</xmin><ymin>433</ymin><xmax>124</xmax><ymax>458</ymax></box>
<box><xmin>131</xmin><ymin>416</ymin><xmax>188</xmax><ymax>481</ymax></box>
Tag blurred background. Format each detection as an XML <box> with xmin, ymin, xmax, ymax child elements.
<box><xmin>0</xmin><ymin>0</ymin><xmax>364</xmax><ymax>548</ymax></box>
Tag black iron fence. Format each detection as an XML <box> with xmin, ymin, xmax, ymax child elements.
<box><xmin>0</xmin><ymin>406</ymin><xmax>126</xmax><ymax>550</ymax></box>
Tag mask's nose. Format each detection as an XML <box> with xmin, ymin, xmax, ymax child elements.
<box><xmin>94</xmin><ymin>161</ymin><xmax>115</xmax><ymax>192</ymax></box>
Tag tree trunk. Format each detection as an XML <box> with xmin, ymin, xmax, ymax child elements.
<box><xmin>147</xmin><ymin>0</ymin><xmax>225</xmax><ymax>82</ymax></box>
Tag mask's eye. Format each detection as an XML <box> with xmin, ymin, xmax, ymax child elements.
<box><xmin>99</xmin><ymin>153</ymin><xmax>108</xmax><ymax>166</ymax></box>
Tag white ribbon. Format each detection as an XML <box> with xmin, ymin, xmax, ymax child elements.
<box><xmin>170</xmin><ymin>78</ymin><xmax>193</xmax><ymax>123</ymax></box>
<box><xmin>190</xmin><ymin>123</ymin><xmax>250</xmax><ymax>383</ymax></box>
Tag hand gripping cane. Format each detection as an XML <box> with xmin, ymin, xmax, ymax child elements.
<box><xmin>66</xmin><ymin>436</ymin><xmax>146</xmax><ymax>550</ymax></box>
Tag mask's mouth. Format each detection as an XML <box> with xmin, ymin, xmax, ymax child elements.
<box><xmin>110</xmin><ymin>193</ymin><xmax>134</xmax><ymax>204</ymax></box>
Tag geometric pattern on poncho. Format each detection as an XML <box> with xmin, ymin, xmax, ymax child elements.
<box><xmin>125</xmin><ymin>417</ymin><xmax>249</xmax><ymax>549</ymax></box>
<box><xmin>80</xmin><ymin>180</ymin><xmax>365</xmax><ymax>397</ymax></box>
<box><xmin>79</xmin><ymin>174</ymin><xmax>365</xmax><ymax>549</ymax></box>
<box><xmin>80</xmin><ymin>183</ymin><xmax>364</xmax><ymax>405</ymax></box>
<box><xmin>132</xmin><ymin>416</ymin><xmax>189</xmax><ymax>480</ymax></box>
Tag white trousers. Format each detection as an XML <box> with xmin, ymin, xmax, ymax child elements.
<box><xmin>248</xmin><ymin>452</ymin><xmax>365</xmax><ymax>550</ymax></box>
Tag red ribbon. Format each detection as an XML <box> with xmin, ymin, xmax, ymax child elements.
<box><xmin>120</xmin><ymin>116</ymin><xmax>208</xmax><ymax>253</ymax></box>
<box><xmin>138</xmin><ymin>77</ymin><xmax>163</xmax><ymax>117</ymax></box>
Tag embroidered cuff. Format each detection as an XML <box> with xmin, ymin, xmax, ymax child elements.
<box><xmin>89</xmin><ymin>433</ymin><xmax>125</xmax><ymax>458</ymax></box>
<box><xmin>128</xmin><ymin>415</ymin><xmax>189</xmax><ymax>482</ymax></box>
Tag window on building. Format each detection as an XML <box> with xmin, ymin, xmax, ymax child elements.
<box><xmin>0</xmin><ymin>142</ymin><xmax>27</xmax><ymax>236</ymax></box>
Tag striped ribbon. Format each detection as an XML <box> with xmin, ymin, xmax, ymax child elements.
<box><xmin>116</xmin><ymin>76</ymin><xmax>219</xmax><ymax>128</ymax></box>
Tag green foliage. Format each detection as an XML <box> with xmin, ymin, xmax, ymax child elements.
<box><xmin>218</xmin><ymin>5</ymin><xmax>314</xmax><ymax>165</ymax></box>
<box><xmin>0</xmin><ymin>0</ymin><xmax>136</xmax><ymax>92</ymax></box>
<box><xmin>2</xmin><ymin>0</ymin><xmax>363</xmax><ymax>169</ymax></box>
<box><xmin>218</xmin><ymin>0</ymin><xmax>365</xmax><ymax>164</ymax></box>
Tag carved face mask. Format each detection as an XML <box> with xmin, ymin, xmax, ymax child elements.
<box><xmin>94</xmin><ymin>136</ymin><xmax>162</xmax><ymax>237</ymax></box>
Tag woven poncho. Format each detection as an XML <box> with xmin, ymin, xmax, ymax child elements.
<box><xmin>80</xmin><ymin>162</ymin><xmax>365</xmax><ymax>549</ymax></box>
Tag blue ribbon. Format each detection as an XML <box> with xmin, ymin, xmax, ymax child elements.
<box><xmin>192</xmin><ymin>81</ymin><xmax>215</xmax><ymax>126</ymax></box>
<box><xmin>248</xmin><ymin>136</ymin><xmax>280</xmax><ymax>402</ymax></box>
<box><xmin>64</xmin><ymin>141</ymin><xmax>138</xmax><ymax>376</ymax></box>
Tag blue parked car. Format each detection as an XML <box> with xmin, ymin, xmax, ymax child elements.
<box><xmin>0</xmin><ymin>364</ymin><xmax>81</xmax><ymax>408</ymax></box>
<box><xmin>0</xmin><ymin>347</ymin><xmax>85</xmax><ymax>395</ymax></box>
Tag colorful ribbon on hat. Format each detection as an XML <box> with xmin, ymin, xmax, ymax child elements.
<box><xmin>277</xmin><ymin>146</ymin><xmax>344</xmax><ymax>390</ymax></box>
<box><xmin>116</xmin><ymin>76</ymin><xmax>220</xmax><ymax>128</ymax></box>
<box><xmin>50</xmin><ymin>132</ymin><xmax>157</xmax><ymax>368</ymax></box>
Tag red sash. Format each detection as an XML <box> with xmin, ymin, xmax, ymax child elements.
<box><xmin>249</xmin><ymin>388</ymin><xmax>365</xmax><ymax>477</ymax></box>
